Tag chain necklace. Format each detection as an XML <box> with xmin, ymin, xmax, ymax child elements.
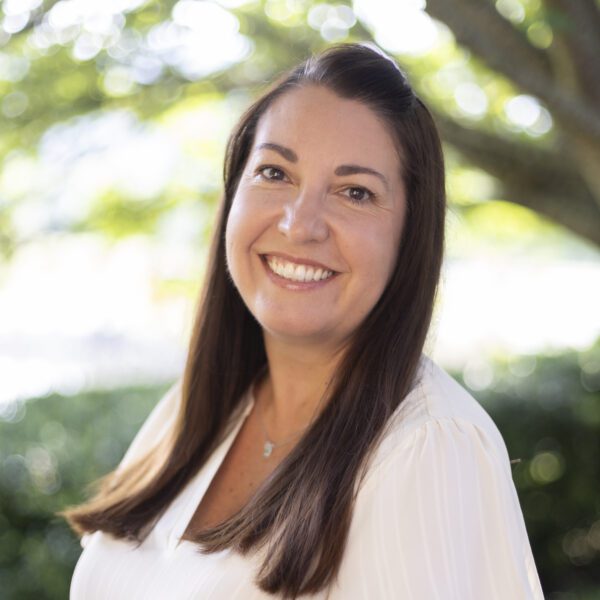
<box><xmin>252</xmin><ymin>372</ymin><xmax>319</xmax><ymax>459</ymax></box>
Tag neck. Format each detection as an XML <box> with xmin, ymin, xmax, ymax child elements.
<box><xmin>255</xmin><ymin>334</ymin><xmax>345</xmax><ymax>438</ymax></box>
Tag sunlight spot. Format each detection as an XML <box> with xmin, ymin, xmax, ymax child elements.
<box><xmin>527</xmin><ymin>21</ymin><xmax>553</xmax><ymax>49</ymax></box>
<box><xmin>146</xmin><ymin>2</ymin><xmax>252</xmax><ymax>80</ymax></box>
<box><xmin>72</xmin><ymin>32</ymin><xmax>104</xmax><ymax>61</ymax></box>
<box><xmin>505</xmin><ymin>94</ymin><xmax>541</xmax><ymax>128</ymax></box>
<box><xmin>353</xmin><ymin>0</ymin><xmax>438</xmax><ymax>56</ymax></box>
<box><xmin>3</xmin><ymin>0</ymin><xmax>42</xmax><ymax>14</ymax></box>
<box><xmin>308</xmin><ymin>3</ymin><xmax>356</xmax><ymax>40</ymax></box>
<box><xmin>454</xmin><ymin>82</ymin><xmax>488</xmax><ymax>117</ymax></box>
<box><xmin>102</xmin><ymin>65</ymin><xmax>137</xmax><ymax>96</ymax></box>
<box><xmin>463</xmin><ymin>358</ymin><xmax>494</xmax><ymax>391</ymax></box>
<box><xmin>2</xmin><ymin>12</ymin><xmax>30</xmax><ymax>34</ymax></box>
<box><xmin>530</xmin><ymin>451</ymin><xmax>564</xmax><ymax>484</ymax></box>
<box><xmin>2</xmin><ymin>91</ymin><xmax>28</xmax><ymax>118</ymax></box>
<box><xmin>495</xmin><ymin>0</ymin><xmax>525</xmax><ymax>24</ymax></box>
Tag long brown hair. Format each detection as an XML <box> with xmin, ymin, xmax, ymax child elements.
<box><xmin>59</xmin><ymin>43</ymin><xmax>446</xmax><ymax>598</ymax></box>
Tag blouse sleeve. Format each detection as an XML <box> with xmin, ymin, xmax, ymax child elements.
<box><xmin>115</xmin><ymin>378</ymin><xmax>182</xmax><ymax>473</ymax></box>
<box><xmin>79</xmin><ymin>379</ymin><xmax>182</xmax><ymax>549</ymax></box>
<box><xmin>347</xmin><ymin>417</ymin><xmax>544</xmax><ymax>600</ymax></box>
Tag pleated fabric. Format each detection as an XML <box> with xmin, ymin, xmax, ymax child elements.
<box><xmin>70</xmin><ymin>355</ymin><xmax>544</xmax><ymax>599</ymax></box>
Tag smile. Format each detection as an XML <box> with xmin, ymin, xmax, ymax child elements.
<box><xmin>263</xmin><ymin>255</ymin><xmax>335</xmax><ymax>283</ymax></box>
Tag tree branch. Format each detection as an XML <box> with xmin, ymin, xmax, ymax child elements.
<box><xmin>500</xmin><ymin>182</ymin><xmax>600</xmax><ymax>247</ymax></box>
<box><xmin>432</xmin><ymin>112</ymin><xmax>600</xmax><ymax>246</ymax></box>
<box><xmin>425</xmin><ymin>0</ymin><xmax>600</xmax><ymax>141</ymax></box>
<box><xmin>425</xmin><ymin>0</ymin><xmax>552</xmax><ymax>81</ymax></box>
<box><xmin>543</xmin><ymin>0</ymin><xmax>600</xmax><ymax>104</ymax></box>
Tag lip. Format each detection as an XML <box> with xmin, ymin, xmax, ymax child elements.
<box><xmin>260</xmin><ymin>252</ymin><xmax>337</xmax><ymax>273</ymax></box>
<box><xmin>259</xmin><ymin>255</ymin><xmax>339</xmax><ymax>290</ymax></box>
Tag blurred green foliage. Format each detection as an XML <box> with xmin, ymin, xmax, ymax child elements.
<box><xmin>0</xmin><ymin>381</ymin><xmax>171</xmax><ymax>599</ymax></box>
<box><xmin>2</xmin><ymin>0</ymin><xmax>599</xmax><ymax>265</ymax></box>
<box><xmin>1</xmin><ymin>341</ymin><xmax>599</xmax><ymax>598</ymax></box>
<box><xmin>455</xmin><ymin>341</ymin><xmax>600</xmax><ymax>598</ymax></box>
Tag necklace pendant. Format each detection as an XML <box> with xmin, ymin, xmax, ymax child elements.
<box><xmin>263</xmin><ymin>441</ymin><xmax>274</xmax><ymax>458</ymax></box>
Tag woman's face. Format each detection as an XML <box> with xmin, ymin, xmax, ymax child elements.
<box><xmin>225</xmin><ymin>85</ymin><xmax>407</xmax><ymax>350</ymax></box>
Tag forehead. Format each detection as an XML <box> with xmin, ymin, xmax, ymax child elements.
<box><xmin>252</xmin><ymin>85</ymin><xmax>401</xmax><ymax>174</ymax></box>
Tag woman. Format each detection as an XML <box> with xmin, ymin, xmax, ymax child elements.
<box><xmin>61</xmin><ymin>43</ymin><xmax>544</xmax><ymax>599</ymax></box>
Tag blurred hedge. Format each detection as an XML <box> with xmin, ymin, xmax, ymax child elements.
<box><xmin>1</xmin><ymin>340</ymin><xmax>599</xmax><ymax>599</ymax></box>
<box><xmin>453</xmin><ymin>341</ymin><xmax>600</xmax><ymax>599</ymax></box>
<box><xmin>0</xmin><ymin>382</ymin><xmax>171</xmax><ymax>599</ymax></box>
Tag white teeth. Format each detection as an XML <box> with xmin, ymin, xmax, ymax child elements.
<box><xmin>265</xmin><ymin>256</ymin><xmax>333</xmax><ymax>283</ymax></box>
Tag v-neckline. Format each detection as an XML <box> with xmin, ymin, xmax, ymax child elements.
<box><xmin>168</xmin><ymin>388</ymin><xmax>257</xmax><ymax>552</ymax></box>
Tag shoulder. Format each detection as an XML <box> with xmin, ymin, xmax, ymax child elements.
<box><xmin>368</xmin><ymin>353</ymin><xmax>511</xmax><ymax>476</ymax></box>
<box><xmin>338</xmin><ymin>356</ymin><xmax>544</xmax><ymax>600</ymax></box>
<box><xmin>117</xmin><ymin>378</ymin><xmax>183</xmax><ymax>472</ymax></box>
<box><xmin>418</xmin><ymin>354</ymin><xmax>504</xmax><ymax>435</ymax></box>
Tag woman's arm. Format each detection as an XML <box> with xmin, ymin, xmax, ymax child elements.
<box><xmin>78</xmin><ymin>380</ymin><xmax>182</xmax><ymax>549</ymax></box>
<box><xmin>115</xmin><ymin>378</ymin><xmax>182</xmax><ymax>473</ymax></box>
<box><xmin>333</xmin><ymin>417</ymin><xmax>544</xmax><ymax>600</ymax></box>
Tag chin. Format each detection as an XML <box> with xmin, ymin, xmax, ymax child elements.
<box><xmin>260</xmin><ymin>317</ymin><xmax>332</xmax><ymax>343</ymax></box>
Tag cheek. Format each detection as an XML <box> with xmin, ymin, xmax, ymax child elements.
<box><xmin>347</xmin><ymin>220</ymin><xmax>400</xmax><ymax>284</ymax></box>
<box><xmin>373</xmin><ymin>210</ymin><xmax>406</xmax><ymax>287</ymax></box>
<box><xmin>366</xmin><ymin>245</ymin><xmax>397</xmax><ymax>297</ymax></box>
<box><xmin>225</xmin><ymin>193</ymin><xmax>271</xmax><ymax>281</ymax></box>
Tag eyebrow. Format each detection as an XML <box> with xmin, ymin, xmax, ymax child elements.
<box><xmin>256</xmin><ymin>142</ymin><xmax>390</xmax><ymax>190</ymax></box>
<box><xmin>256</xmin><ymin>142</ymin><xmax>298</xmax><ymax>163</ymax></box>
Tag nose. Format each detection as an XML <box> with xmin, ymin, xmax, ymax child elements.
<box><xmin>277</xmin><ymin>188</ymin><xmax>329</xmax><ymax>243</ymax></box>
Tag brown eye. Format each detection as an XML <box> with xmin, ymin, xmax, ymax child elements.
<box><xmin>258</xmin><ymin>166</ymin><xmax>286</xmax><ymax>181</ymax></box>
<box><xmin>344</xmin><ymin>186</ymin><xmax>374</xmax><ymax>204</ymax></box>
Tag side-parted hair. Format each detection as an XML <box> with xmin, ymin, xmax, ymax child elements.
<box><xmin>59</xmin><ymin>43</ymin><xmax>446</xmax><ymax>599</ymax></box>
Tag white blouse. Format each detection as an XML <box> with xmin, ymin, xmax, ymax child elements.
<box><xmin>70</xmin><ymin>355</ymin><xmax>544</xmax><ymax>599</ymax></box>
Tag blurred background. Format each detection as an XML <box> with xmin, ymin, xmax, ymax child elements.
<box><xmin>0</xmin><ymin>0</ymin><xmax>599</xmax><ymax>598</ymax></box>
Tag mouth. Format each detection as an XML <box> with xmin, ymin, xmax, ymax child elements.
<box><xmin>260</xmin><ymin>254</ymin><xmax>338</xmax><ymax>284</ymax></box>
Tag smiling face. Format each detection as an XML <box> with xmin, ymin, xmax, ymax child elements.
<box><xmin>225</xmin><ymin>85</ymin><xmax>407</xmax><ymax>351</ymax></box>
